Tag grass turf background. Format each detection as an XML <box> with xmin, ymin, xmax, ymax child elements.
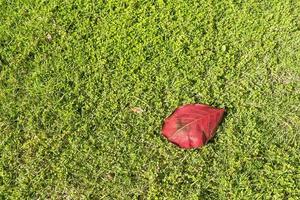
<box><xmin>0</xmin><ymin>0</ymin><xmax>300</xmax><ymax>199</ymax></box>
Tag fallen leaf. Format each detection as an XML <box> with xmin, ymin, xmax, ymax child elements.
<box><xmin>106</xmin><ymin>173</ymin><xmax>115</xmax><ymax>181</ymax></box>
<box><xmin>162</xmin><ymin>104</ymin><xmax>225</xmax><ymax>149</ymax></box>
<box><xmin>46</xmin><ymin>33</ymin><xmax>52</xmax><ymax>42</ymax></box>
<box><xmin>131</xmin><ymin>107</ymin><xmax>144</xmax><ymax>114</ymax></box>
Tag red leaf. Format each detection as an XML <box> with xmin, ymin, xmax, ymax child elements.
<box><xmin>162</xmin><ymin>104</ymin><xmax>225</xmax><ymax>149</ymax></box>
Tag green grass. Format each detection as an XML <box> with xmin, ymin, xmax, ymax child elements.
<box><xmin>0</xmin><ymin>0</ymin><xmax>300</xmax><ymax>199</ymax></box>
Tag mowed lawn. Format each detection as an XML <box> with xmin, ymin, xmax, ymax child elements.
<box><xmin>0</xmin><ymin>0</ymin><xmax>299</xmax><ymax>199</ymax></box>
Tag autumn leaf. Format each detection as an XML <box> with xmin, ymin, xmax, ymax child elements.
<box><xmin>131</xmin><ymin>107</ymin><xmax>144</xmax><ymax>114</ymax></box>
<box><xmin>162</xmin><ymin>104</ymin><xmax>225</xmax><ymax>149</ymax></box>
